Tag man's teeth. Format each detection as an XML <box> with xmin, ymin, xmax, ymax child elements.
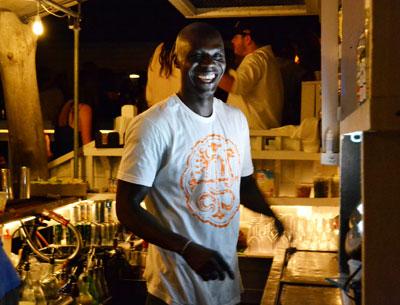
<box><xmin>198</xmin><ymin>73</ymin><xmax>216</xmax><ymax>82</ymax></box>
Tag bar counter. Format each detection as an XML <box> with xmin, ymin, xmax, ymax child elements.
<box><xmin>261</xmin><ymin>248</ymin><xmax>342</xmax><ymax>305</ymax></box>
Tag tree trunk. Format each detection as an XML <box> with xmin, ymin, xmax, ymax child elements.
<box><xmin>0</xmin><ymin>10</ymin><xmax>49</xmax><ymax>198</ymax></box>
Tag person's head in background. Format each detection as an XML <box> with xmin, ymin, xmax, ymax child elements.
<box><xmin>156</xmin><ymin>27</ymin><xmax>184</xmax><ymax>79</ymax></box>
<box><xmin>174</xmin><ymin>22</ymin><xmax>226</xmax><ymax>102</ymax></box>
<box><xmin>158</xmin><ymin>39</ymin><xmax>177</xmax><ymax>79</ymax></box>
<box><xmin>231</xmin><ymin>20</ymin><xmax>272</xmax><ymax>60</ymax></box>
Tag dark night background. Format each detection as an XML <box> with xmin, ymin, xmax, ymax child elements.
<box><xmin>37</xmin><ymin>0</ymin><xmax>321</xmax><ymax>77</ymax></box>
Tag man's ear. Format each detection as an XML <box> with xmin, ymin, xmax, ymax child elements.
<box><xmin>244</xmin><ymin>34</ymin><xmax>252</xmax><ymax>45</ymax></box>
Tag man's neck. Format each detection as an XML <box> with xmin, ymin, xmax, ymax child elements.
<box><xmin>177</xmin><ymin>92</ymin><xmax>214</xmax><ymax>117</ymax></box>
<box><xmin>245</xmin><ymin>43</ymin><xmax>259</xmax><ymax>56</ymax></box>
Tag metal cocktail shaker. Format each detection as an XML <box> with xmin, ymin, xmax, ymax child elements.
<box><xmin>0</xmin><ymin>168</ymin><xmax>13</xmax><ymax>200</ymax></box>
<box><xmin>19</xmin><ymin>166</ymin><xmax>30</xmax><ymax>199</ymax></box>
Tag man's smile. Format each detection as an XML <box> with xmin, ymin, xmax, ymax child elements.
<box><xmin>196</xmin><ymin>72</ymin><xmax>217</xmax><ymax>83</ymax></box>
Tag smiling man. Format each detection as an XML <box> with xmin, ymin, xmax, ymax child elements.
<box><xmin>116</xmin><ymin>22</ymin><xmax>283</xmax><ymax>305</ymax></box>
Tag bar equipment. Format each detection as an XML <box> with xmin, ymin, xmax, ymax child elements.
<box><xmin>0</xmin><ymin>168</ymin><xmax>13</xmax><ymax>199</ymax></box>
<box><xmin>20</xmin><ymin>166</ymin><xmax>31</xmax><ymax>199</ymax></box>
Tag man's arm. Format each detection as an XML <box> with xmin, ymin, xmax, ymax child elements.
<box><xmin>240</xmin><ymin>175</ymin><xmax>284</xmax><ymax>237</ymax></box>
<box><xmin>218</xmin><ymin>73</ymin><xmax>235</xmax><ymax>93</ymax></box>
<box><xmin>116</xmin><ymin>179</ymin><xmax>186</xmax><ymax>252</ymax></box>
<box><xmin>116</xmin><ymin>179</ymin><xmax>234</xmax><ymax>281</ymax></box>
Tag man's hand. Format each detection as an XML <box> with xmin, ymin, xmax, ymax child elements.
<box><xmin>181</xmin><ymin>242</ymin><xmax>234</xmax><ymax>281</ymax></box>
<box><xmin>240</xmin><ymin>175</ymin><xmax>286</xmax><ymax>239</ymax></box>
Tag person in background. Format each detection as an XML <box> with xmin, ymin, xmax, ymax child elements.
<box><xmin>37</xmin><ymin>66</ymin><xmax>65</xmax><ymax>128</ymax></box>
<box><xmin>51</xmin><ymin>82</ymin><xmax>93</xmax><ymax>159</ymax></box>
<box><xmin>218</xmin><ymin>21</ymin><xmax>284</xmax><ymax>130</ymax></box>
<box><xmin>116</xmin><ymin>22</ymin><xmax>284</xmax><ymax>305</ymax></box>
<box><xmin>0</xmin><ymin>241</ymin><xmax>20</xmax><ymax>305</ymax></box>
<box><xmin>37</xmin><ymin>67</ymin><xmax>66</xmax><ymax>159</ymax></box>
<box><xmin>145</xmin><ymin>34</ymin><xmax>181</xmax><ymax>107</ymax></box>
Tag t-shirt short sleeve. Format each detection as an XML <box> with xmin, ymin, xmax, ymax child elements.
<box><xmin>117</xmin><ymin>116</ymin><xmax>167</xmax><ymax>187</ymax></box>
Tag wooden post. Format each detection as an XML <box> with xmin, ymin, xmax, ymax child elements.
<box><xmin>321</xmin><ymin>0</ymin><xmax>339</xmax><ymax>155</ymax></box>
<box><xmin>0</xmin><ymin>10</ymin><xmax>49</xmax><ymax>196</ymax></box>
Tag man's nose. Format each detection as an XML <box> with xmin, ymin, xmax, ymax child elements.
<box><xmin>200</xmin><ymin>54</ymin><xmax>213</xmax><ymax>65</ymax></box>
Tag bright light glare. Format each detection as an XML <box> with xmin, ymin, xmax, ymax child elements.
<box><xmin>297</xmin><ymin>206</ymin><xmax>313</xmax><ymax>218</ymax></box>
<box><xmin>129</xmin><ymin>74</ymin><xmax>140</xmax><ymax>79</ymax></box>
<box><xmin>32</xmin><ymin>15</ymin><xmax>44</xmax><ymax>36</ymax></box>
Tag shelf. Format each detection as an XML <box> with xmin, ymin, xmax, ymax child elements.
<box><xmin>83</xmin><ymin>141</ymin><xmax>123</xmax><ymax>157</ymax></box>
<box><xmin>84</xmin><ymin>145</ymin><xmax>320</xmax><ymax>161</ymax></box>
<box><xmin>82</xmin><ymin>137</ymin><xmax>321</xmax><ymax>161</ymax></box>
<box><xmin>251</xmin><ymin>150</ymin><xmax>320</xmax><ymax>161</ymax></box>
<box><xmin>239</xmin><ymin>251</ymin><xmax>275</xmax><ymax>259</ymax></box>
<box><xmin>86</xmin><ymin>192</ymin><xmax>116</xmax><ymax>201</ymax></box>
<box><xmin>267</xmin><ymin>197</ymin><xmax>339</xmax><ymax>206</ymax></box>
<box><xmin>250</xmin><ymin>129</ymin><xmax>293</xmax><ymax>137</ymax></box>
<box><xmin>0</xmin><ymin>196</ymin><xmax>78</xmax><ymax>224</ymax></box>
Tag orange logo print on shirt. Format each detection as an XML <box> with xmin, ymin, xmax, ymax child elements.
<box><xmin>180</xmin><ymin>134</ymin><xmax>241</xmax><ymax>228</ymax></box>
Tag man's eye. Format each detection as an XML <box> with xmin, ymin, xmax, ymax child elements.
<box><xmin>190</xmin><ymin>54</ymin><xmax>202</xmax><ymax>60</ymax></box>
<box><xmin>214</xmin><ymin>54</ymin><xmax>224</xmax><ymax>60</ymax></box>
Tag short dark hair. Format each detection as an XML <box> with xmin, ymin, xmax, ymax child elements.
<box><xmin>233</xmin><ymin>20</ymin><xmax>272</xmax><ymax>46</ymax></box>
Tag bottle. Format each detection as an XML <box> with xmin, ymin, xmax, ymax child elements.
<box><xmin>40</xmin><ymin>257</ymin><xmax>59</xmax><ymax>302</ymax></box>
<box><xmin>19</xmin><ymin>166</ymin><xmax>30</xmax><ymax>199</ymax></box>
<box><xmin>2</xmin><ymin>228</ymin><xmax>13</xmax><ymax>258</ymax></box>
<box><xmin>87</xmin><ymin>266</ymin><xmax>100</xmax><ymax>305</ymax></box>
<box><xmin>19</xmin><ymin>262</ymin><xmax>37</xmax><ymax>305</ymax></box>
<box><xmin>0</xmin><ymin>168</ymin><xmax>14</xmax><ymax>200</ymax></box>
<box><xmin>97</xmin><ymin>259</ymin><xmax>109</xmax><ymax>300</ymax></box>
<box><xmin>58</xmin><ymin>266</ymin><xmax>79</xmax><ymax>302</ymax></box>
<box><xmin>128</xmin><ymin>242</ymin><xmax>141</xmax><ymax>278</ymax></box>
<box><xmin>92</xmin><ymin>259</ymin><xmax>105</xmax><ymax>302</ymax></box>
<box><xmin>76</xmin><ymin>275</ymin><xmax>94</xmax><ymax>305</ymax></box>
<box><xmin>325</xmin><ymin>128</ymin><xmax>334</xmax><ymax>154</ymax></box>
<box><xmin>32</xmin><ymin>280</ymin><xmax>46</xmax><ymax>305</ymax></box>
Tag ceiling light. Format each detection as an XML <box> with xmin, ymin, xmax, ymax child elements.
<box><xmin>32</xmin><ymin>15</ymin><xmax>44</xmax><ymax>35</ymax></box>
<box><xmin>32</xmin><ymin>0</ymin><xmax>44</xmax><ymax>36</ymax></box>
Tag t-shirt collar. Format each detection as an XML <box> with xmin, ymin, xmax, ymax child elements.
<box><xmin>174</xmin><ymin>95</ymin><xmax>216</xmax><ymax>123</ymax></box>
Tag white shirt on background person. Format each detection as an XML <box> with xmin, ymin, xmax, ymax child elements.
<box><xmin>227</xmin><ymin>45</ymin><xmax>283</xmax><ymax>130</ymax></box>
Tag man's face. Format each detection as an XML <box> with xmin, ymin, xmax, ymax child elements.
<box><xmin>231</xmin><ymin>32</ymin><xmax>249</xmax><ymax>58</ymax></box>
<box><xmin>177</xmin><ymin>35</ymin><xmax>226</xmax><ymax>98</ymax></box>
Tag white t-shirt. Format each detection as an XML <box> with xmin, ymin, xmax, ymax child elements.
<box><xmin>227</xmin><ymin>45</ymin><xmax>283</xmax><ymax>130</ymax></box>
<box><xmin>146</xmin><ymin>43</ymin><xmax>181</xmax><ymax>108</ymax></box>
<box><xmin>117</xmin><ymin>95</ymin><xmax>253</xmax><ymax>305</ymax></box>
